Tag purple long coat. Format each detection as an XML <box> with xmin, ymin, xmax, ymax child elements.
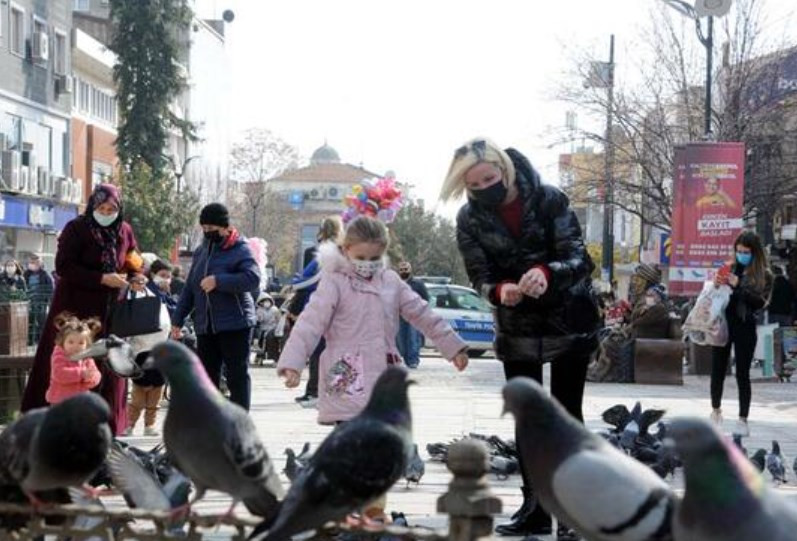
<box><xmin>21</xmin><ymin>215</ymin><xmax>138</xmax><ymax>435</ymax></box>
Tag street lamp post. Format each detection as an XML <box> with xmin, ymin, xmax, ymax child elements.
<box><xmin>661</xmin><ymin>0</ymin><xmax>728</xmax><ymax>138</ymax></box>
<box><xmin>601</xmin><ymin>35</ymin><xmax>616</xmax><ymax>285</ymax></box>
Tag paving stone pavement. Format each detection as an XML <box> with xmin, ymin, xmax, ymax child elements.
<box><xmin>119</xmin><ymin>350</ymin><xmax>797</xmax><ymax>540</ymax></box>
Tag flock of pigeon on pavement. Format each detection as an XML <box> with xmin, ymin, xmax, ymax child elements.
<box><xmin>0</xmin><ymin>339</ymin><xmax>795</xmax><ymax>540</ymax></box>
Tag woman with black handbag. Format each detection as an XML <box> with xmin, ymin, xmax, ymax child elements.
<box><xmin>22</xmin><ymin>183</ymin><xmax>144</xmax><ymax>436</ymax></box>
<box><xmin>441</xmin><ymin>138</ymin><xmax>600</xmax><ymax>541</ymax></box>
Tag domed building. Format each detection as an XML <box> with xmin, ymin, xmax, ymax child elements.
<box><xmin>268</xmin><ymin>142</ymin><xmax>383</xmax><ymax>271</ymax></box>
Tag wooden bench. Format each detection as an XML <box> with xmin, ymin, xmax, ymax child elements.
<box><xmin>633</xmin><ymin>315</ymin><xmax>684</xmax><ymax>385</ymax></box>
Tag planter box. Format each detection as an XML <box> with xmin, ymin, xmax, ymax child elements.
<box><xmin>0</xmin><ymin>302</ymin><xmax>29</xmax><ymax>356</ymax></box>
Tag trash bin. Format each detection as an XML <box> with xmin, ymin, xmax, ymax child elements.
<box><xmin>0</xmin><ymin>301</ymin><xmax>30</xmax><ymax>421</ymax></box>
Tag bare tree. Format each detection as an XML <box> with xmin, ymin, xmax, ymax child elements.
<box><xmin>556</xmin><ymin>0</ymin><xmax>797</xmax><ymax>244</ymax></box>
<box><xmin>227</xmin><ymin>128</ymin><xmax>303</xmax><ymax>276</ymax></box>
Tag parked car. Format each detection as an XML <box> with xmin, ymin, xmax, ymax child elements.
<box><xmin>423</xmin><ymin>284</ymin><xmax>495</xmax><ymax>357</ymax></box>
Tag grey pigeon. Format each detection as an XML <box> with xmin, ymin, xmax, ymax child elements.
<box><xmin>750</xmin><ymin>449</ymin><xmax>767</xmax><ymax>472</ymax></box>
<box><xmin>296</xmin><ymin>442</ymin><xmax>312</xmax><ymax>465</ymax></box>
<box><xmin>669</xmin><ymin>417</ymin><xmax>797</xmax><ymax>541</ymax></box>
<box><xmin>283</xmin><ymin>448</ymin><xmax>304</xmax><ymax>483</ymax></box>
<box><xmin>0</xmin><ymin>392</ymin><xmax>112</xmax><ymax>498</ymax></box>
<box><xmin>404</xmin><ymin>444</ymin><xmax>425</xmax><ymax>487</ymax></box>
<box><xmin>145</xmin><ymin>341</ymin><xmax>284</xmax><ymax>520</ymax></box>
<box><xmin>766</xmin><ymin>440</ymin><xmax>787</xmax><ymax>484</ymax></box>
<box><xmin>72</xmin><ymin>335</ymin><xmax>141</xmax><ymax>378</ymax></box>
<box><xmin>502</xmin><ymin>378</ymin><xmax>674</xmax><ymax>541</ymax></box>
<box><xmin>731</xmin><ymin>433</ymin><xmax>747</xmax><ymax>458</ymax></box>
<box><xmin>250</xmin><ymin>366</ymin><xmax>414</xmax><ymax>541</ymax></box>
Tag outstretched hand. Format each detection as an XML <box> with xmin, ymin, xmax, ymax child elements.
<box><xmin>451</xmin><ymin>351</ymin><xmax>469</xmax><ymax>371</ymax></box>
<box><xmin>279</xmin><ymin>368</ymin><xmax>301</xmax><ymax>388</ymax></box>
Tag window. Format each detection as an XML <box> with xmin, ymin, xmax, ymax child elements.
<box><xmin>78</xmin><ymin>79</ymin><xmax>90</xmax><ymax>112</ymax></box>
<box><xmin>74</xmin><ymin>0</ymin><xmax>90</xmax><ymax>11</ymax></box>
<box><xmin>54</xmin><ymin>31</ymin><xmax>66</xmax><ymax>74</ymax></box>
<box><xmin>9</xmin><ymin>5</ymin><xmax>25</xmax><ymax>57</ymax></box>
<box><xmin>92</xmin><ymin>161</ymin><xmax>113</xmax><ymax>185</ymax></box>
<box><xmin>31</xmin><ymin>17</ymin><xmax>47</xmax><ymax>64</ymax></box>
<box><xmin>4</xmin><ymin>114</ymin><xmax>23</xmax><ymax>151</ymax></box>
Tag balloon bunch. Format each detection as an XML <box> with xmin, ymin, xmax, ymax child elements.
<box><xmin>341</xmin><ymin>177</ymin><xmax>403</xmax><ymax>224</ymax></box>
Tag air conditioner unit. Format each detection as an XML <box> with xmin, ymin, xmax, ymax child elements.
<box><xmin>37</xmin><ymin>167</ymin><xmax>49</xmax><ymax>196</ymax></box>
<box><xmin>2</xmin><ymin>151</ymin><xmax>21</xmax><ymax>191</ymax></box>
<box><xmin>308</xmin><ymin>188</ymin><xmax>324</xmax><ymax>200</ymax></box>
<box><xmin>326</xmin><ymin>186</ymin><xmax>341</xmax><ymax>200</ymax></box>
<box><xmin>32</xmin><ymin>32</ymin><xmax>49</xmax><ymax>62</ymax></box>
<box><xmin>21</xmin><ymin>166</ymin><xmax>31</xmax><ymax>194</ymax></box>
<box><xmin>72</xmin><ymin>179</ymin><xmax>84</xmax><ymax>204</ymax></box>
<box><xmin>55</xmin><ymin>75</ymin><xmax>73</xmax><ymax>95</ymax></box>
<box><xmin>52</xmin><ymin>176</ymin><xmax>65</xmax><ymax>198</ymax></box>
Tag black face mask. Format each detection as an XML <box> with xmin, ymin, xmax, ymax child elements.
<box><xmin>470</xmin><ymin>182</ymin><xmax>508</xmax><ymax>207</ymax></box>
<box><xmin>399</xmin><ymin>272</ymin><xmax>411</xmax><ymax>280</ymax></box>
<box><xmin>204</xmin><ymin>231</ymin><xmax>223</xmax><ymax>244</ymax></box>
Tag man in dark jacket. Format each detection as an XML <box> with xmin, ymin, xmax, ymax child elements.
<box><xmin>441</xmin><ymin>138</ymin><xmax>599</xmax><ymax>540</ymax></box>
<box><xmin>23</xmin><ymin>253</ymin><xmax>54</xmax><ymax>345</ymax></box>
<box><xmin>768</xmin><ymin>265</ymin><xmax>795</xmax><ymax>327</ymax></box>
<box><xmin>171</xmin><ymin>203</ymin><xmax>260</xmax><ymax>410</ymax></box>
<box><xmin>396</xmin><ymin>261</ymin><xmax>430</xmax><ymax>368</ymax></box>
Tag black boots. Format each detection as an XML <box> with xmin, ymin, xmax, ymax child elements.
<box><xmin>495</xmin><ymin>486</ymin><xmax>552</xmax><ymax>536</ymax></box>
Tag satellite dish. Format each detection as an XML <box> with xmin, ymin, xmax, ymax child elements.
<box><xmin>222</xmin><ymin>9</ymin><xmax>235</xmax><ymax>23</ymax></box>
<box><xmin>694</xmin><ymin>0</ymin><xmax>732</xmax><ymax>18</ymax></box>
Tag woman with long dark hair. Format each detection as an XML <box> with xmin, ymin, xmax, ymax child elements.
<box><xmin>441</xmin><ymin>138</ymin><xmax>600</xmax><ymax>541</ymax></box>
<box><xmin>22</xmin><ymin>184</ymin><xmax>142</xmax><ymax>435</ymax></box>
<box><xmin>711</xmin><ymin>230</ymin><xmax>772</xmax><ymax>436</ymax></box>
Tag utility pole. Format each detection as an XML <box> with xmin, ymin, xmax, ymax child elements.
<box><xmin>701</xmin><ymin>15</ymin><xmax>714</xmax><ymax>138</ymax></box>
<box><xmin>601</xmin><ymin>34</ymin><xmax>616</xmax><ymax>285</ymax></box>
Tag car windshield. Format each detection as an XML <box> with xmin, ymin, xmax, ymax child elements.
<box><xmin>428</xmin><ymin>287</ymin><xmax>490</xmax><ymax>312</ymax></box>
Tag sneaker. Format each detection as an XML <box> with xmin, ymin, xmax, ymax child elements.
<box><xmin>144</xmin><ymin>426</ymin><xmax>160</xmax><ymax>437</ymax></box>
<box><xmin>735</xmin><ymin>418</ymin><xmax>750</xmax><ymax>437</ymax></box>
<box><xmin>298</xmin><ymin>397</ymin><xmax>318</xmax><ymax>409</ymax></box>
<box><xmin>710</xmin><ymin>409</ymin><xmax>723</xmax><ymax>426</ymax></box>
<box><xmin>294</xmin><ymin>394</ymin><xmax>311</xmax><ymax>403</ymax></box>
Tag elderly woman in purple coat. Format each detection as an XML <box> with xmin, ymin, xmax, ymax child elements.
<box><xmin>22</xmin><ymin>183</ymin><xmax>143</xmax><ymax>435</ymax></box>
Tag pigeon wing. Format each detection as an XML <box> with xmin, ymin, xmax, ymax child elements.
<box><xmin>107</xmin><ymin>447</ymin><xmax>171</xmax><ymax>511</ymax></box>
<box><xmin>601</xmin><ymin>405</ymin><xmax>631</xmax><ymax>431</ymax></box>
<box><xmin>551</xmin><ymin>448</ymin><xmax>673</xmax><ymax>541</ymax></box>
<box><xmin>0</xmin><ymin>410</ymin><xmax>46</xmax><ymax>485</ymax></box>
<box><xmin>223</xmin><ymin>409</ymin><xmax>285</xmax><ymax>499</ymax></box>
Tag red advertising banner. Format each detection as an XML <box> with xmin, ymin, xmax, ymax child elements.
<box><xmin>669</xmin><ymin>142</ymin><xmax>745</xmax><ymax>296</ymax></box>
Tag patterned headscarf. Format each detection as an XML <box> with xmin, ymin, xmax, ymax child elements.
<box><xmin>85</xmin><ymin>183</ymin><xmax>124</xmax><ymax>273</ymax></box>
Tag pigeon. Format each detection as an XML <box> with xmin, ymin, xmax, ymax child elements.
<box><xmin>72</xmin><ymin>335</ymin><xmax>141</xmax><ymax>378</ymax></box>
<box><xmin>731</xmin><ymin>433</ymin><xmax>747</xmax><ymax>458</ymax></box>
<box><xmin>296</xmin><ymin>442</ymin><xmax>312</xmax><ymax>465</ymax></box>
<box><xmin>283</xmin><ymin>448</ymin><xmax>304</xmax><ymax>483</ymax></box>
<box><xmin>250</xmin><ymin>366</ymin><xmax>414</xmax><ymax>541</ymax></box>
<box><xmin>766</xmin><ymin>440</ymin><xmax>787</xmax><ymax>484</ymax></box>
<box><xmin>750</xmin><ymin>449</ymin><xmax>767</xmax><ymax>472</ymax></box>
<box><xmin>619</xmin><ymin>402</ymin><xmax>643</xmax><ymax>450</ymax></box>
<box><xmin>404</xmin><ymin>444</ymin><xmax>425</xmax><ymax>487</ymax></box>
<box><xmin>107</xmin><ymin>446</ymin><xmax>191</xmax><ymax>531</ymax></box>
<box><xmin>0</xmin><ymin>392</ymin><xmax>112</xmax><ymax>499</ymax></box>
<box><xmin>489</xmin><ymin>455</ymin><xmax>519</xmax><ymax>480</ymax></box>
<box><xmin>601</xmin><ymin>404</ymin><xmax>632</xmax><ymax>432</ymax></box>
<box><xmin>636</xmin><ymin>409</ymin><xmax>666</xmax><ymax>447</ymax></box>
<box><xmin>145</xmin><ymin>341</ymin><xmax>284</xmax><ymax>520</ymax></box>
<box><xmin>669</xmin><ymin>417</ymin><xmax>797</xmax><ymax>541</ymax></box>
<box><xmin>502</xmin><ymin>378</ymin><xmax>674</xmax><ymax>541</ymax></box>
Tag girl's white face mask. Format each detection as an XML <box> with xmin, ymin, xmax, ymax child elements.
<box><xmin>349</xmin><ymin>259</ymin><xmax>383</xmax><ymax>279</ymax></box>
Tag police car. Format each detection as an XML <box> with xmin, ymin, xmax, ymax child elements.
<box><xmin>423</xmin><ymin>284</ymin><xmax>495</xmax><ymax>357</ymax></box>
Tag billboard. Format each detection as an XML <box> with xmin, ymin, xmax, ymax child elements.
<box><xmin>669</xmin><ymin>142</ymin><xmax>745</xmax><ymax>296</ymax></box>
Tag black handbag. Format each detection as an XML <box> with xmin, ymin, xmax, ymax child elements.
<box><xmin>109</xmin><ymin>288</ymin><xmax>163</xmax><ymax>338</ymax></box>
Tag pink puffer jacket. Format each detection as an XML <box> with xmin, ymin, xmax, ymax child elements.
<box><xmin>278</xmin><ymin>244</ymin><xmax>466</xmax><ymax>423</ymax></box>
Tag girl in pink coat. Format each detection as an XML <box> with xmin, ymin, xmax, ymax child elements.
<box><xmin>278</xmin><ymin>216</ymin><xmax>469</xmax><ymax>425</ymax></box>
<box><xmin>46</xmin><ymin>312</ymin><xmax>103</xmax><ymax>404</ymax></box>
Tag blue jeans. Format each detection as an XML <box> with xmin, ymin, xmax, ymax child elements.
<box><xmin>397</xmin><ymin>318</ymin><xmax>422</xmax><ymax>367</ymax></box>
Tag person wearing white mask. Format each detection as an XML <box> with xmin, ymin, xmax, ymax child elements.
<box><xmin>21</xmin><ymin>183</ymin><xmax>145</xmax><ymax>437</ymax></box>
<box><xmin>146</xmin><ymin>258</ymin><xmax>178</xmax><ymax>315</ymax></box>
<box><xmin>0</xmin><ymin>259</ymin><xmax>26</xmax><ymax>292</ymax></box>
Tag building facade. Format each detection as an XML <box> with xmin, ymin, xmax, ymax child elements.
<box><xmin>0</xmin><ymin>0</ymin><xmax>80</xmax><ymax>266</ymax></box>
<box><xmin>268</xmin><ymin>144</ymin><xmax>381</xmax><ymax>271</ymax></box>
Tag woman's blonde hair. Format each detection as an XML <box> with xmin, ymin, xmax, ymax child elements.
<box><xmin>317</xmin><ymin>215</ymin><xmax>343</xmax><ymax>243</ymax></box>
<box><xmin>343</xmin><ymin>216</ymin><xmax>389</xmax><ymax>249</ymax></box>
<box><xmin>439</xmin><ymin>137</ymin><xmax>516</xmax><ymax>202</ymax></box>
<box><xmin>53</xmin><ymin>311</ymin><xmax>101</xmax><ymax>347</ymax></box>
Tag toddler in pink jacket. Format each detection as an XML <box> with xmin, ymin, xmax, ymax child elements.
<box><xmin>46</xmin><ymin>312</ymin><xmax>102</xmax><ymax>404</ymax></box>
<box><xmin>278</xmin><ymin>216</ymin><xmax>469</xmax><ymax>425</ymax></box>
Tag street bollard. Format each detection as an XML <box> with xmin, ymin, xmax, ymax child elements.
<box><xmin>437</xmin><ymin>438</ymin><xmax>502</xmax><ymax>541</ymax></box>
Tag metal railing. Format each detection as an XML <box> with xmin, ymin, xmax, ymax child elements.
<box><xmin>0</xmin><ymin>439</ymin><xmax>502</xmax><ymax>541</ymax></box>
